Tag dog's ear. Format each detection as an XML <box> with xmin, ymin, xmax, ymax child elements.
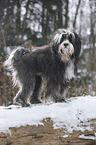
<box><xmin>74</xmin><ymin>32</ymin><xmax>81</xmax><ymax>47</ymax></box>
<box><xmin>73</xmin><ymin>32</ymin><xmax>82</xmax><ymax>62</ymax></box>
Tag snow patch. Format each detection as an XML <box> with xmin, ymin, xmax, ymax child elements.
<box><xmin>79</xmin><ymin>134</ymin><xmax>96</xmax><ymax>140</ymax></box>
<box><xmin>62</xmin><ymin>134</ymin><xmax>69</xmax><ymax>138</ymax></box>
<box><xmin>0</xmin><ymin>96</ymin><xmax>96</xmax><ymax>134</ymax></box>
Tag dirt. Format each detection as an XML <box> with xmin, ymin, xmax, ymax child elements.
<box><xmin>0</xmin><ymin>118</ymin><xmax>96</xmax><ymax>145</ymax></box>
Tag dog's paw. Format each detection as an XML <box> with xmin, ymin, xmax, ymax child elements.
<box><xmin>55</xmin><ymin>98</ymin><xmax>66</xmax><ymax>103</ymax></box>
<box><xmin>53</xmin><ymin>94</ymin><xmax>66</xmax><ymax>103</ymax></box>
<box><xmin>30</xmin><ymin>98</ymin><xmax>42</xmax><ymax>104</ymax></box>
<box><xmin>13</xmin><ymin>98</ymin><xmax>30</xmax><ymax>107</ymax></box>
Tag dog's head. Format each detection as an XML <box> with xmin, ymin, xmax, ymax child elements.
<box><xmin>52</xmin><ymin>29</ymin><xmax>81</xmax><ymax>62</ymax></box>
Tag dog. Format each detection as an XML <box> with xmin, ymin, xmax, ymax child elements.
<box><xmin>4</xmin><ymin>29</ymin><xmax>81</xmax><ymax>107</ymax></box>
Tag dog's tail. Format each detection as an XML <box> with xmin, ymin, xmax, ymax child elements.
<box><xmin>4</xmin><ymin>47</ymin><xmax>30</xmax><ymax>70</ymax></box>
<box><xmin>4</xmin><ymin>47</ymin><xmax>30</xmax><ymax>87</ymax></box>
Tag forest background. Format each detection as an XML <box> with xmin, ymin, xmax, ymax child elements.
<box><xmin>0</xmin><ymin>0</ymin><xmax>96</xmax><ymax>105</ymax></box>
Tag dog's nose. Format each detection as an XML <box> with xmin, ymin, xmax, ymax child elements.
<box><xmin>64</xmin><ymin>43</ymin><xmax>69</xmax><ymax>47</ymax></box>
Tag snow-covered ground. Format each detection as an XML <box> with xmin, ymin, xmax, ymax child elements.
<box><xmin>0</xmin><ymin>95</ymin><xmax>96</xmax><ymax>138</ymax></box>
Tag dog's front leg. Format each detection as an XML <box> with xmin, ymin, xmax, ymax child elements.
<box><xmin>53</xmin><ymin>85</ymin><xmax>68</xmax><ymax>103</ymax></box>
<box><xmin>61</xmin><ymin>87</ymin><xmax>68</xmax><ymax>101</ymax></box>
<box><xmin>53</xmin><ymin>86</ymin><xmax>63</xmax><ymax>103</ymax></box>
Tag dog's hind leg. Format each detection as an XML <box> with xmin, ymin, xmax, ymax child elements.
<box><xmin>30</xmin><ymin>75</ymin><xmax>42</xmax><ymax>104</ymax></box>
<box><xmin>13</xmin><ymin>87</ymin><xmax>32</xmax><ymax>107</ymax></box>
<box><xmin>13</xmin><ymin>81</ymin><xmax>35</xmax><ymax>107</ymax></box>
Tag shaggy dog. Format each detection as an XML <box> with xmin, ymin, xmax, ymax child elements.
<box><xmin>4</xmin><ymin>29</ymin><xmax>81</xmax><ymax>107</ymax></box>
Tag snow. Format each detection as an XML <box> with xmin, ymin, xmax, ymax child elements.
<box><xmin>62</xmin><ymin>134</ymin><xmax>69</xmax><ymax>138</ymax></box>
<box><xmin>0</xmin><ymin>95</ymin><xmax>96</xmax><ymax>135</ymax></box>
<box><xmin>79</xmin><ymin>134</ymin><xmax>96</xmax><ymax>140</ymax></box>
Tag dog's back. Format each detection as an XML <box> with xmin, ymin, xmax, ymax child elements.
<box><xmin>4</xmin><ymin>47</ymin><xmax>30</xmax><ymax>69</ymax></box>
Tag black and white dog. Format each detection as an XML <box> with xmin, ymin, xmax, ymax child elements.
<box><xmin>4</xmin><ymin>29</ymin><xmax>81</xmax><ymax>107</ymax></box>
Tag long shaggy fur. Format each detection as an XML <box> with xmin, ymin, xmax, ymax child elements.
<box><xmin>4</xmin><ymin>29</ymin><xmax>81</xmax><ymax>107</ymax></box>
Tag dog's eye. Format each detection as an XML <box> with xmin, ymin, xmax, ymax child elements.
<box><xmin>62</xmin><ymin>34</ymin><xmax>66</xmax><ymax>39</ymax></box>
<box><xmin>60</xmin><ymin>34</ymin><xmax>66</xmax><ymax>43</ymax></box>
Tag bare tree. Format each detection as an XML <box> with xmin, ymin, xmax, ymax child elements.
<box><xmin>64</xmin><ymin>0</ymin><xmax>69</xmax><ymax>28</ymax></box>
<box><xmin>57</xmin><ymin>0</ymin><xmax>63</xmax><ymax>28</ymax></box>
<box><xmin>89</xmin><ymin>0</ymin><xmax>96</xmax><ymax>54</ymax></box>
<box><xmin>73</xmin><ymin>0</ymin><xmax>81</xmax><ymax>29</ymax></box>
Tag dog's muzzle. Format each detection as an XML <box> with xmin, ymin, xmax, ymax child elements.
<box><xmin>58</xmin><ymin>40</ymin><xmax>74</xmax><ymax>61</ymax></box>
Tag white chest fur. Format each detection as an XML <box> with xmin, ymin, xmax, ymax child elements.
<box><xmin>65</xmin><ymin>61</ymin><xmax>75</xmax><ymax>80</ymax></box>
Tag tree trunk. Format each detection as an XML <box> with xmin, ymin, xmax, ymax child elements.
<box><xmin>57</xmin><ymin>0</ymin><xmax>63</xmax><ymax>28</ymax></box>
<box><xmin>23</xmin><ymin>0</ymin><xmax>30</xmax><ymax>27</ymax></box>
<box><xmin>42</xmin><ymin>1</ymin><xmax>45</xmax><ymax>39</ymax></box>
<box><xmin>64</xmin><ymin>0</ymin><xmax>69</xmax><ymax>29</ymax></box>
<box><xmin>89</xmin><ymin>0</ymin><xmax>96</xmax><ymax>55</ymax></box>
<box><xmin>73</xmin><ymin>0</ymin><xmax>81</xmax><ymax>29</ymax></box>
<box><xmin>16</xmin><ymin>0</ymin><xmax>21</xmax><ymax>30</ymax></box>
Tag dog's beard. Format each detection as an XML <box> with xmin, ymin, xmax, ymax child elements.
<box><xmin>58</xmin><ymin>40</ymin><xmax>74</xmax><ymax>62</ymax></box>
